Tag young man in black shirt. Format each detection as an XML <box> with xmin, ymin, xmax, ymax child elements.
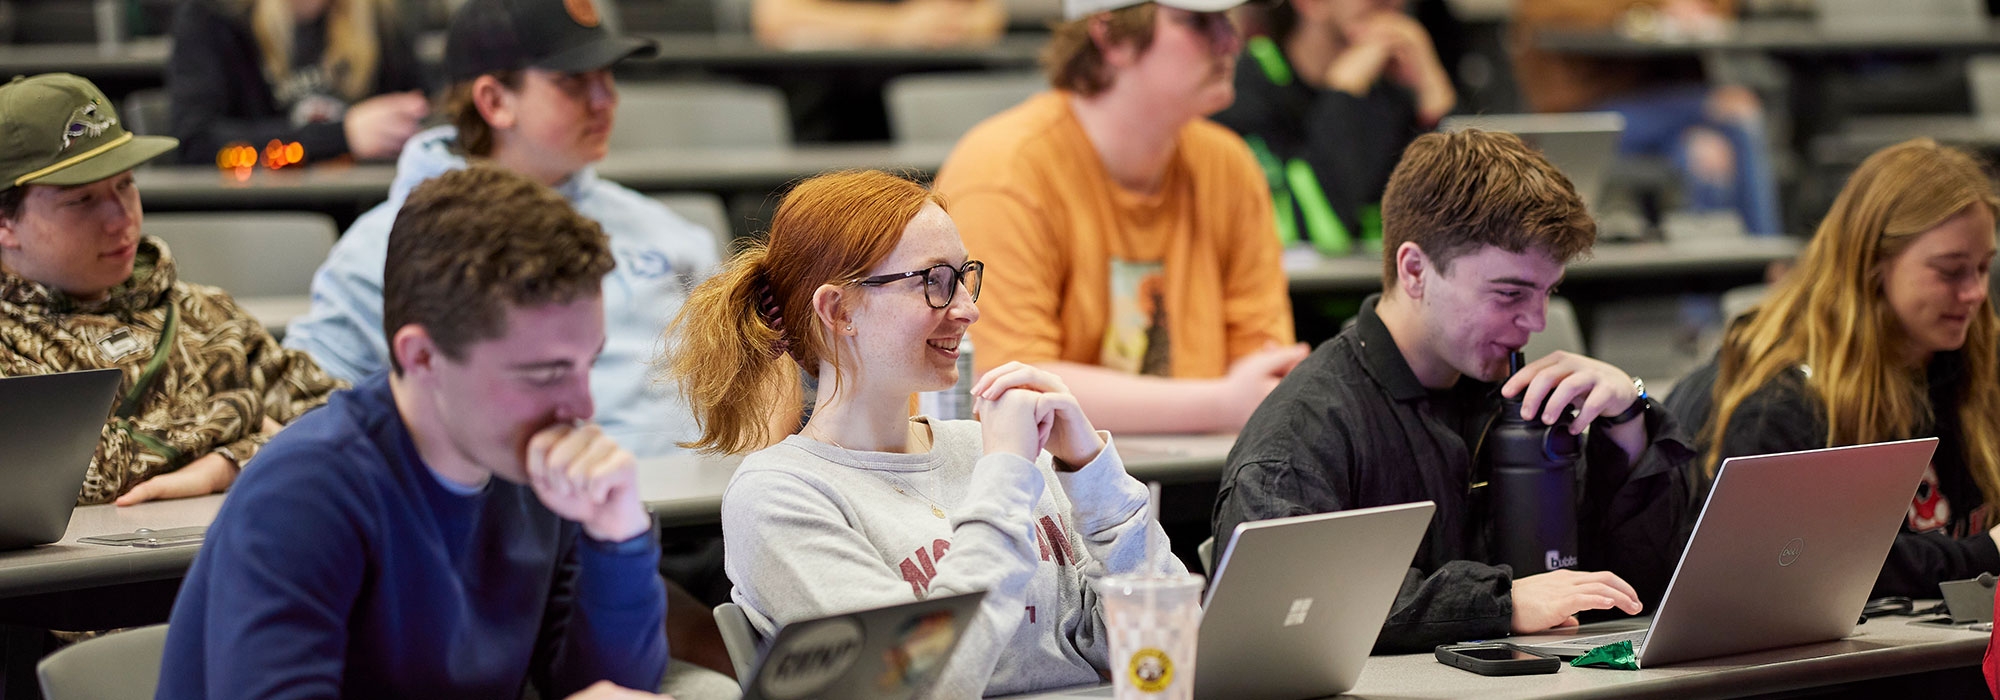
<box><xmin>1212</xmin><ymin>129</ymin><xmax>1697</xmax><ymax>652</ymax></box>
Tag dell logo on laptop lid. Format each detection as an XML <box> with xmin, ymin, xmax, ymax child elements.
<box><xmin>1778</xmin><ymin>537</ymin><xmax>1805</xmax><ymax>567</ymax></box>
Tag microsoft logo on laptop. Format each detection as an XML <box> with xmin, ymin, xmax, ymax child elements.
<box><xmin>1284</xmin><ymin>598</ymin><xmax>1313</xmax><ymax>627</ymax></box>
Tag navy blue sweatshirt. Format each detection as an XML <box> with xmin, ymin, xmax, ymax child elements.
<box><xmin>158</xmin><ymin>374</ymin><xmax>668</xmax><ymax>699</ymax></box>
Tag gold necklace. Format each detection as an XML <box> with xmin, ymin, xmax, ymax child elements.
<box><xmin>808</xmin><ymin>423</ymin><xmax>947</xmax><ymax>519</ymax></box>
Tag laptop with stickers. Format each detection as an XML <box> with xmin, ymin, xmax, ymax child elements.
<box><xmin>0</xmin><ymin>368</ymin><xmax>122</xmax><ymax>550</ymax></box>
<box><xmin>1515</xmin><ymin>438</ymin><xmax>1936</xmax><ymax>667</ymax></box>
<box><xmin>740</xmin><ymin>590</ymin><xmax>986</xmax><ymax>700</ymax></box>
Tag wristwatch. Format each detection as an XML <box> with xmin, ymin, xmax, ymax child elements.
<box><xmin>1596</xmin><ymin>377</ymin><xmax>1649</xmax><ymax>427</ymax></box>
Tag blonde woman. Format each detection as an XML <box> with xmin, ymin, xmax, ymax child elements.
<box><xmin>1679</xmin><ymin>139</ymin><xmax>2000</xmax><ymax>598</ymax></box>
<box><xmin>168</xmin><ymin>0</ymin><xmax>427</xmax><ymax>165</ymax></box>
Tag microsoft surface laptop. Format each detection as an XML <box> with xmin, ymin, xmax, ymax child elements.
<box><xmin>0</xmin><ymin>368</ymin><xmax>122</xmax><ymax>550</ymax></box>
<box><xmin>1518</xmin><ymin>438</ymin><xmax>1937</xmax><ymax>667</ymax></box>
<box><xmin>741</xmin><ymin>590</ymin><xmax>985</xmax><ymax>700</ymax></box>
<box><xmin>1025</xmin><ymin>501</ymin><xmax>1436</xmax><ymax>700</ymax></box>
<box><xmin>1440</xmin><ymin>112</ymin><xmax>1623</xmax><ymax>216</ymax></box>
<box><xmin>1196</xmin><ymin>501</ymin><xmax>1435</xmax><ymax>700</ymax></box>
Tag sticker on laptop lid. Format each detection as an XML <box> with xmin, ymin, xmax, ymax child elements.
<box><xmin>759</xmin><ymin>616</ymin><xmax>864</xmax><ymax>699</ymax></box>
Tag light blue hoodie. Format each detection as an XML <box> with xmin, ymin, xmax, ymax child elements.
<box><xmin>284</xmin><ymin>126</ymin><xmax>720</xmax><ymax>457</ymax></box>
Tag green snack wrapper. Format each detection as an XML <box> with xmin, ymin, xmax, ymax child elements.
<box><xmin>1569</xmin><ymin>640</ymin><xmax>1639</xmax><ymax>670</ymax></box>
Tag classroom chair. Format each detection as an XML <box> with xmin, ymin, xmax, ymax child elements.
<box><xmin>120</xmin><ymin>88</ymin><xmax>171</xmax><ymax>137</ymax></box>
<box><xmin>36</xmin><ymin>623</ymin><xmax>168</xmax><ymax>700</ymax></box>
<box><xmin>144</xmin><ymin>211</ymin><xmax>338</xmax><ymax>337</ymax></box>
<box><xmin>884</xmin><ymin>71</ymin><xmax>1044</xmax><ymax>143</ymax></box>
<box><xmin>649</xmin><ymin>191</ymin><xmax>736</xmax><ymax>258</ymax></box>
<box><xmin>712</xmin><ymin>602</ymin><xmax>758</xmax><ymax>682</ymax></box>
<box><xmin>612</xmin><ymin>82</ymin><xmax>792</xmax><ymax>151</ymax></box>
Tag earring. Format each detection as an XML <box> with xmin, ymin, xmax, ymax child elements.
<box><xmin>845</xmin><ymin>325</ymin><xmax>854</xmax><ymax>332</ymax></box>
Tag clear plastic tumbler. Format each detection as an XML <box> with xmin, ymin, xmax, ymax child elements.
<box><xmin>1094</xmin><ymin>572</ymin><xmax>1204</xmax><ymax>700</ymax></box>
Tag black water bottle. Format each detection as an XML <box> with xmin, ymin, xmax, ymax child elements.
<box><xmin>1487</xmin><ymin>351</ymin><xmax>1582</xmax><ymax>577</ymax></box>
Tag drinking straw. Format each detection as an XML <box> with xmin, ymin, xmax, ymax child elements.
<box><xmin>1146</xmin><ymin>481</ymin><xmax>1163</xmax><ymax>627</ymax></box>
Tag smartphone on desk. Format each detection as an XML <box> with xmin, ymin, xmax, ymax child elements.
<box><xmin>1434</xmin><ymin>643</ymin><xmax>1562</xmax><ymax>676</ymax></box>
<box><xmin>77</xmin><ymin>526</ymin><xmax>206</xmax><ymax>548</ymax></box>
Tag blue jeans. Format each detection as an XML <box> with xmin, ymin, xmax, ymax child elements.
<box><xmin>1596</xmin><ymin>85</ymin><xmax>1784</xmax><ymax>236</ymax></box>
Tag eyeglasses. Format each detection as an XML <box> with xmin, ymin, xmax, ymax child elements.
<box><xmin>850</xmin><ymin>260</ymin><xmax>984</xmax><ymax>309</ymax></box>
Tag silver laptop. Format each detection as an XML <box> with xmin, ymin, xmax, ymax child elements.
<box><xmin>1518</xmin><ymin>438</ymin><xmax>1937</xmax><ymax>667</ymax></box>
<box><xmin>1018</xmin><ymin>502</ymin><xmax>1435</xmax><ymax>700</ymax></box>
<box><xmin>741</xmin><ymin>590</ymin><xmax>985</xmax><ymax>700</ymax></box>
<box><xmin>1195</xmin><ymin>501</ymin><xmax>1436</xmax><ymax>699</ymax></box>
<box><xmin>0</xmin><ymin>368</ymin><xmax>122</xmax><ymax>549</ymax></box>
<box><xmin>1440</xmin><ymin>112</ymin><xmax>1623</xmax><ymax>216</ymax></box>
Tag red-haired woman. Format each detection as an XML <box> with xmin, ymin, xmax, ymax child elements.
<box><xmin>664</xmin><ymin>170</ymin><xmax>1182</xmax><ymax>697</ymax></box>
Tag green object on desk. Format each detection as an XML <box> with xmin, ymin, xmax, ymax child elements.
<box><xmin>1569</xmin><ymin>640</ymin><xmax>1639</xmax><ymax>670</ymax></box>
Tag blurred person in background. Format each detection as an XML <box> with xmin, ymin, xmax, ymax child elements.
<box><xmin>169</xmin><ymin>0</ymin><xmax>429</xmax><ymax>165</ymax></box>
<box><xmin>1213</xmin><ymin>0</ymin><xmax>1452</xmax><ymax>257</ymax></box>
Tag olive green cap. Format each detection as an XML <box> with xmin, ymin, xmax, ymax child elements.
<box><xmin>0</xmin><ymin>73</ymin><xmax>177</xmax><ymax>190</ymax></box>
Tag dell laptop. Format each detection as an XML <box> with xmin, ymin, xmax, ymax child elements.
<box><xmin>0</xmin><ymin>368</ymin><xmax>123</xmax><ymax>549</ymax></box>
<box><xmin>1517</xmin><ymin>438</ymin><xmax>1937</xmax><ymax>667</ymax></box>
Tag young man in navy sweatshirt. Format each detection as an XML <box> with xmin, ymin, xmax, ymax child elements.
<box><xmin>158</xmin><ymin>166</ymin><xmax>671</xmax><ymax>699</ymax></box>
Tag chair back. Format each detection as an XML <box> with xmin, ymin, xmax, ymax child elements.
<box><xmin>37</xmin><ymin>624</ymin><xmax>169</xmax><ymax>700</ymax></box>
<box><xmin>121</xmin><ymin>88</ymin><xmax>171</xmax><ymax>137</ymax></box>
<box><xmin>650</xmin><ymin>191</ymin><xmax>735</xmax><ymax>257</ymax></box>
<box><xmin>613</xmin><ymin>82</ymin><xmax>792</xmax><ymax>150</ymax></box>
<box><xmin>713</xmin><ymin>601</ymin><xmax>759</xmax><ymax>682</ymax></box>
<box><xmin>884</xmin><ymin>71</ymin><xmax>1045</xmax><ymax>143</ymax></box>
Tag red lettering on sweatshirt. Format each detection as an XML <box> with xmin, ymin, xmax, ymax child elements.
<box><xmin>1038</xmin><ymin>515</ymin><xmax>1076</xmax><ymax>566</ymax></box>
<box><xmin>898</xmin><ymin>514</ymin><xmax>1082</xmax><ymax>596</ymax></box>
<box><xmin>897</xmin><ymin>539</ymin><xmax>954</xmax><ymax>596</ymax></box>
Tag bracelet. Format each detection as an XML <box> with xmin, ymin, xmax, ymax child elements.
<box><xmin>1596</xmin><ymin>378</ymin><xmax>1650</xmax><ymax>428</ymax></box>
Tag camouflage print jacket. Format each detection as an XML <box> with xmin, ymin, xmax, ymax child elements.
<box><xmin>0</xmin><ymin>237</ymin><xmax>345</xmax><ymax>504</ymax></box>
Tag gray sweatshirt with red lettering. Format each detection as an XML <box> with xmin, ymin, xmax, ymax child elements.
<box><xmin>721</xmin><ymin>418</ymin><xmax>1183</xmax><ymax>698</ymax></box>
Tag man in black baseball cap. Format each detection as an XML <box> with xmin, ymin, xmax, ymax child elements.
<box><xmin>0</xmin><ymin>73</ymin><xmax>344</xmax><ymax>508</ymax></box>
<box><xmin>445</xmin><ymin>0</ymin><xmax>658</xmax><ymax>84</ymax></box>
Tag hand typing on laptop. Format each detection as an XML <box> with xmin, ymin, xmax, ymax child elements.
<box><xmin>1509</xmin><ymin>569</ymin><xmax>1644</xmax><ymax>633</ymax></box>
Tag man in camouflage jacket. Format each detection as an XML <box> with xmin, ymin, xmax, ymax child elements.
<box><xmin>0</xmin><ymin>74</ymin><xmax>343</xmax><ymax>505</ymax></box>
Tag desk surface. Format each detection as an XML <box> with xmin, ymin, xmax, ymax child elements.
<box><xmin>1536</xmin><ymin>19</ymin><xmax>2000</xmax><ymax>57</ymax></box>
<box><xmin>0</xmin><ymin>495</ymin><xmax>220</xmax><ymax>600</ymax></box>
<box><xmin>0</xmin><ymin>37</ymin><xmax>172</xmax><ymax>79</ymax></box>
<box><xmin>132</xmin><ymin>142</ymin><xmax>956</xmax><ymax>209</ymax></box>
<box><xmin>1286</xmin><ymin>237</ymin><xmax>1800</xmax><ymax>294</ymax></box>
<box><xmin>1011</xmin><ymin>617</ymin><xmax>1987</xmax><ymax>700</ymax></box>
<box><xmin>634</xmin><ymin>32</ymin><xmax>1046</xmax><ymax>69</ymax></box>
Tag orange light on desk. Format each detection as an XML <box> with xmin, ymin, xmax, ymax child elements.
<box><xmin>215</xmin><ymin>143</ymin><xmax>257</xmax><ymax>181</ymax></box>
<box><xmin>262</xmin><ymin>140</ymin><xmax>304</xmax><ymax>170</ymax></box>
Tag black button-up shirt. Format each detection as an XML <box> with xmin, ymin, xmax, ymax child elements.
<box><xmin>1211</xmin><ymin>295</ymin><xmax>1696</xmax><ymax>652</ymax></box>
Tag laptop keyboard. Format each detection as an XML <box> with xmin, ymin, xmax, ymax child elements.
<box><xmin>1562</xmin><ymin>629</ymin><xmax>1650</xmax><ymax>651</ymax></box>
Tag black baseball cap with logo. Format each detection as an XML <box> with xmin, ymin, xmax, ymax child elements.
<box><xmin>0</xmin><ymin>73</ymin><xmax>176</xmax><ymax>191</ymax></box>
<box><xmin>444</xmin><ymin>0</ymin><xmax>659</xmax><ymax>84</ymax></box>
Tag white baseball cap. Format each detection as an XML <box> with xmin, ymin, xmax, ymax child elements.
<box><xmin>1063</xmin><ymin>0</ymin><xmax>1247</xmax><ymax>21</ymax></box>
